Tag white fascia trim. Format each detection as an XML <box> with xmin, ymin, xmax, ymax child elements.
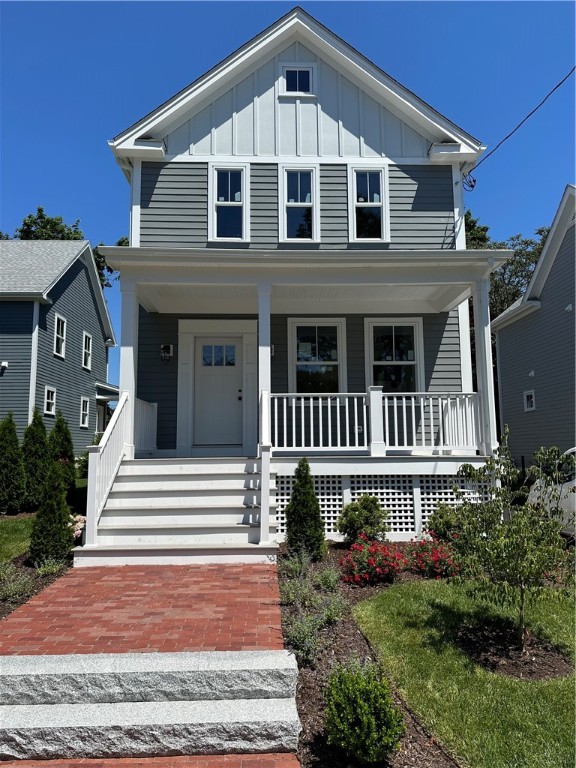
<box><xmin>347</xmin><ymin>164</ymin><xmax>391</xmax><ymax>243</ymax></box>
<box><xmin>278</xmin><ymin>163</ymin><xmax>321</xmax><ymax>243</ymax></box>
<box><xmin>28</xmin><ymin>301</ymin><xmax>40</xmax><ymax>423</ymax></box>
<box><xmin>491</xmin><ymin>300</ymin><xmax>541</xmax><ymax>331</ymax></box>
<box><xmin>130</xmin><ymin>160</ymin><xmax>141</xmax><ymax>247</ymax></box>
<box><xmin>207</xmin><ymin>162</ymin><xmax>250</xmax><ymax>243</ymax></box>
<box><xmin>164</xmin><ymin>155</ymin><xmax>435</xmax><ymax>165</ymax></box>
<box><xmin>363</xmin><ymin>317</ymin><xmax>425</xmax><ymax>392</ymax></box>
<box><xmin>287</xmin><ymin>317</ymin><xmax>347</xmax><ymax>392</ymax></box>
<box><xmin>179</xmin><ymin>319</ymin><xmax>257</xmax><ymax>334</ymax></box>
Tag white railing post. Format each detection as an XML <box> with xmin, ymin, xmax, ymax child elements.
<box><xmin>369</xmin><ymin>386</ymin><xmax>386</xmax><ymax>456</ymax></box>
<box><xmin>85</xmin><ymin>447</ymin><xmax>100</xmax><ymax>546</ymax></box>
<box><xmin>259</xmin><ymin>390</ymin><xmax>271</xmax><ymax>545</ymax></box>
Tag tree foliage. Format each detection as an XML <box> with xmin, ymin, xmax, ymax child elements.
<box><xmin>48</xmin><ymin>411</ymin><xmax>76</xmax><ymax>495</ymax></box>
<box><xmin>285</xmin><ymin>457</ymin><xmax>326</xmax><ymax>560</ymax></box>
<box><xmin>0</xmin><ymin>413</ymin><xmax>26</xmax><ymax>515</ymax></box>
<box><xmin>22</xmin><ymin>408</ymin><xmax>51</xmax><ymax>509</ymax></box>
<box><xmin>28</xmin><ymin>462</ymin><xmax>74</xmax><ymax>565</ymax></box>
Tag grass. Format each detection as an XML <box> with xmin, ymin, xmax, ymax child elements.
<box><xmin>355</xmin><ymin>580</ymin><xmax>575</xmax><ymax>768</ymax></box>
<box><xmin>0</xmin><ymin>515</ymin><xmax>35</xmax><ymax>563</ymax></box>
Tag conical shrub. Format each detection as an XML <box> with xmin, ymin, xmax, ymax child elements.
<box><xmin>0</xmin><ymin>412</ymin><xmax>26</xmax><ymax>515</ymax></box>
<box><xmin>22</xmin><ymin>408</ymin><xmax>51</xmax><ymax>508</ymax></box>
<box><xmin>285</xmin><ymin>457</ymin><xmax>326</xmax><ymax>560</ymax></box>
<box><xmin>29</xmin><ymin>461</ymin><xmax>74</xmax><ymax>565</ymax></box>
<box><xmin>49</xmin><ymin>411</ymin><xmax>76</xmax><ymax>494</ymax></box>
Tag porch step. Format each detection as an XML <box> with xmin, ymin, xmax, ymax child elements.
<box><xmin>111</xmin><ymin>476</ymin><xmax>267</xmax><ymax>491</ymax></box>
<box><xmin>99</xmin><ymin>507</ymin><xmax>273</xmax><ymax>526</ymax></box>
<box><xmin>118</xmin><ymin>458</ymin><xmax>262</xmax><ymax>475</ymax></box>
<box><xmin>105</xmin><ymin>490</ymin><xmax>271</xmax><ymax>509</ymax></box>
<box><xmin>74</xmin><ymin>542</ymin><xmax>279</xmax><ymax>566</ymax></box>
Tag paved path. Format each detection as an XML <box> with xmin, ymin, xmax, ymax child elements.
<box><xmin>0</xmin><ymin>565</ymin><xmax>284</xmax><ymax>655</ymax></box>
<box><xmin>0</xmin><ymin>755</ymin><xmax>300</xmax><ymax>767</ymax></box>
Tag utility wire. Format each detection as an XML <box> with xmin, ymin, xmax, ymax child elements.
<box><xmin>463</xmin><ymin>66</ymin><xmax>575</xmax><ymax>191</ymax></box>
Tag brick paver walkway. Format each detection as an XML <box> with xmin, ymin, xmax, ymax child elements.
<box><xmin>0</xmin><ymin>756</ymin><xmax>300</xmax><ymax>767</ymax></box>
<box><xmin>0</xmin><ymin>565</ymin><xmax>284</xmax><ymax>655</ymax></box>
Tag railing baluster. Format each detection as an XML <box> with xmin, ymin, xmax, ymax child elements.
<box><xmin>362</xmin><ymin>396</ymin><xmax>368</xmax><ymax>448</ymax></box>
<box><xmin>384</xmin><ymin>395</ymin><xmax>389</xmax><ymax>446</ymax></box>
<box><xmin>401</xmin><ymin>396</ymin><xmax>407</xmax><ymax>448</ymax></box>
<box><xmin>393</xmin><ymin>397</ymin><xmax>398</xmax><ymax>447</ymax></box>
<box><xmin>336</xmin><ymin>397</ymin><xmax>341</xmax><ymax>447</ymax></box>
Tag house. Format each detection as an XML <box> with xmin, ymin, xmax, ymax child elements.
<box><xmin>493</xmin><ymin>185</ymin><xmax>575</xmax><ymax>468</ymax></box>
<box><xmin>0</xmin><ymin>240</ymin><xmax>118</xmax><ymax>452</ymax></box>
<box><xmin>79</xmin><ymin>7</ymin><xmax>510</xmax><ymax>566</ymax></box>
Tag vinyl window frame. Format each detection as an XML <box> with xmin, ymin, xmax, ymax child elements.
<box><xmin>44</xmin><ymin>386</ymin><xmax>56</xmax><ymax>416</ymax></box>
<box><xmin>82</xmin><ymin>332</ymin><xmax>92</xmax><ymax>371</ymax></box>
<box><xmin>208</xmin><ymin>162</ymin><xmax>250</xmax><ymax>242</ymax></box>
<box><xmin>364</xmin><ymin>318</ymin><xmax>425</xmax><ymax>393</ymax></box>
<box><xmin>348</xmin><ymin>165</ymin><xmax>391</xmax><ymax>243</ymax></box>
<box><xmin>279</xmin><ymin>164</ymin><xmax>321</xmax><ymax>243</ymax></box>
<box><xmin>53</xmin><ymin>313</ymin><xmax>67</xmax><ymax>358</ymax></box>
<box><xmin>523</xmin><ymin>390</ymin><xmax>536</xmax><ymax>412</ymax></box>
<box><xmin>279</xmin><ymin>64</ymin><xmax>316</xmax><ymax>97</ymax></box>
<box><xmin>287</xmin><ymin>317</ymin><xmax>347</xmax><ymax>393</ymax></box>
<box><xmin>80</xmin><ymin>397</ymin><xmax>90</xmax><ymax>428</ymax></box>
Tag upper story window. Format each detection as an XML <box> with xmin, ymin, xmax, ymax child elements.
<box><xmin>281</xmin><ymin>65</ymin><xmax>315</xmax><ymax>96</ymax></box>
<box><xmin>280</xmin><ymin>166</ymin><xmax>320</xmax><ymax>242</ymax></box>
<box><xmin>82</xmin><ymin>332</ymin><xmax>92</xmax><ymax>370</ymax></box>
<box><xmin>208</xmin><ymin>164</ymin><xmax>249</xmax><ymax>242</ymax></box>
<box><xmin>80</xmin><ymin>397</ymin><xmax>90</xmax><ymax>428</ymax></box>
<box><xmin>349</xmin><ymin>166</ymin><xmax>391</xmax><ymax>242</ymax></box>
<box><xmin>54</xmin><ymin>314</ymin><xmax>66</xmax><ymax>358</ymax></box>
<box><xmin>44</xmin><ymin>386</ymin><xmax>56</xmax><ymax>416</ymax></box>
<box><xmin>365</xmin><ymin>319</ymin><xmax>424</xmax><ymax>393</ymax></box>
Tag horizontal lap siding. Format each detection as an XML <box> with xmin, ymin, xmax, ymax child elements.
<box><xmin>0</xmin><ymin>302</ymin><xmax>33</xmax><ymax>438</ymax></box>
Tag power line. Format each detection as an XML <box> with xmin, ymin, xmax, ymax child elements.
<box><xmin>463</xmin><ymin>66</ymin><xmax>575</xmax><ymax>191</ymax></box>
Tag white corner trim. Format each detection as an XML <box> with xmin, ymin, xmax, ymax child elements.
<box><xmin>207</xmin><ymin>162</ymin><xmax>250</xmax><ymax>243</ymax></box>
<box><xmin>28</xmin><ymin>301</ymin><xmax>40</xmax><ymax>423</ymax></box>
<box><xmin>458</xmin><ymin>300</ymin><xmax>473</xmax><ymax>392</ymax></box>
<box><xmin>452</xmin><ymin>164</ymin><xmax>466</xmax><ymax>249</ymax></box>
<box><xmin>347</xmin><ymin>165</ymin><xmax>391</xmax><ymax>243</ymax></box>
<box><xmin>278</xmin><ymin>164</ymin><xmax>321</xmax><ymax>243</ymax></box>
<box><xmin>130</xmin><ymin>160</ymin><xmax>141</xmax><ymax>247</ymax></box>
<box><xmin>363</xmin><ymin>317</ymin><xmax>425</xmax><ymax>392</ymax></box>
<box><xmin>287</xmin><ymin>317</ymin><xmax>347</xmax><ymax>392</ymax></box>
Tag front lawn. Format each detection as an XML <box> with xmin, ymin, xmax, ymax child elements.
<box><xmin>0</xmin><ymin>515</ymin><xmax>35</xmax><ymax>562</ymax></box>
<box><xmin>355</xmin><ymin>580</ymin><xmax>575</xmax><ymax>768</ymax></box>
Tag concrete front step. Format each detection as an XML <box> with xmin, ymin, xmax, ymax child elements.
<box><xmin>1</xmin><ymin>651</ymin><xmax>298</xmax><ymax>706</ymax></box>
<box><xmin>0</xmin><ymin>698</ymin><xmax>300</xmax><ymax>760</ymax></box>
<box><xmin>74</xmin><ymin>542</ymin><xmax>278</xmax><ymax>566</ymax></box>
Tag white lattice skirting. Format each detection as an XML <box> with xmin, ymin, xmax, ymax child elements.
<box><xmin>275</xmin><ymin>474</ymin><xmax>479</xmax><ymax>541</ymax></box>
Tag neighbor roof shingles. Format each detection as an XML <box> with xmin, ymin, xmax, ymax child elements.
<box><xmin>0</xmin><ymin>240</ymin><xmax>90</xmax><ymax>295</ymax></box>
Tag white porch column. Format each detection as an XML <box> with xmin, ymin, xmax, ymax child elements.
<box><xmin>257</xmin><ymin>283</ymin><xmax>271</xmax><ymax>394</ymax></box>
<box><xmin>473</xmin><ymin>277</ymin><xmax>498</xmax><ymax>455</ymax></box>
<box><xmin>119</xmin><ymin>283</ymin><xmax>139</xmax><ymax>460</ymax></box>
<box><xmin>369</xmin><ymin>386</ymin><xmax>386</xmax><ymax>456</ymax></box>
<box><xmin>257</xmin><ymin>284</ymin><xmax>272</xmax><ymax>545</ymax></box>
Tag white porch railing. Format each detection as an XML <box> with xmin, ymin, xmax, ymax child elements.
<box><xmin>134</xmin><ymin>397</ymin><xmax>158</xmax><ymax>452</ymax></box>
<box><xmin>85</xmin><ymin>392</ymin><xmax>130</xmax><ymax>546</ymax></box>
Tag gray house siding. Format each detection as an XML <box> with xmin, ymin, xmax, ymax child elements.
<box><xmin>36</xmin><ymin>256</ymin><xmax>109</xmax><ymax>453</ymax></box>
<box><xmin>0</xmin><ymin>302</ymin><xmax>33</xmax><ymax>438</ymax></box>
<box><xmin>140</xmin><ymin>162</ymin><xmax>455</xmax><ymax>250</ymax></box>
<box><xmin>498</xmin><ymin>223</ymin><xmax>575</xmax><ymax>464</ymax></box>
<box><xmin>138</xmin><ymin>308</ymin><xmax>461</xmax><ymax>450</ymax></box>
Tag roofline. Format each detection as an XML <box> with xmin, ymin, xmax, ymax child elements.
<box><xmin>0</xmin><ymin>292</ymin><xmax>51</xmax><ymax>303</ymax></box>
<box><xmin>109</xmin><ymin>6</ymin><xmax>482</xmax><ymax>159</ymax></box>
<box><xmin>491</xmin><ymin>299</ymin><xmax>541</xmax><ymax>331</ymax></box>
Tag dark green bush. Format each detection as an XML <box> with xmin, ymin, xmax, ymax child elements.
<box><xmin>28</xmin><ymin>462</ymin><xmax>74</xmax><ymax>565</ymax></box>
<box><xmin>337</xmin><ymin>494</ymin><xmax>389</xmax><ymax>544</ymax></box>
<box><xmin>325</xmin><ymin>661</ymin><xmax>405</xmax><ymax>763</ymax></box>
<box><xmin>0</xmin><ymin>412</ymin><xmax>26</xmax><ymax>515</ymax></box>
<box><xmin>48</xmin><ymin>411</ymin><xmax>76</xmax><ymax>495</ymax></box>
<box><xmin>22</xmin><ymin>408</ymin><xmax>51</xmax><ymax>509</ymax></box>
<box><xmin>426</xmin><ymin>502</ymin><xmax>466</xmax><ymax>545</ymax></box>
<box><xmin>285</xmin><ymin>457</ymin><xmax>326</xmax><ymax>560</ymax></box>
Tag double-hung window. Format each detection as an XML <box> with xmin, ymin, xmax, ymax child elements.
<box><xmin>54</xmin><ymin>314</ymin><xmax>66</xmax><ymax>358</ymax></box>
<box><xmin>82</xmin><ymin>332</ymin><xmax>92</xmax><ymax>370</ymax></box>
<box><xmin>280</xmin><ymin>167</ymin><xmax>319</xmax><ymax>242</ymax></box>
<box><xmin>349</xmin><ymin>167</ymin><xmax>390</xmax><ymax>241</ymax></box>
<box><xmin>44</xmin><ymin>387</ymin><xmax>56</xmax><ymax>416</ymax></box>
<box><xmin>80</xmin><ymin>397</ymin><xmax>90</xmax><ymax>428</ymax></box>
<box><xmin>209</xmin><ymin>165</ymin><xmax>249</xmax><ymax>241</ymax></box>
<box><xmin>288</xmin><ymin>318</ymin><xmax>346</xmax><ymax>393</ymax></box>
<box><xmin>365</xmin><ymin>319</ymin><xmax>423</xmax><ymax>393</ymax></box>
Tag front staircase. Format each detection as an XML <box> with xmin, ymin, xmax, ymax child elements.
<box><xmin>76</xmin><ymin>457</ymin><xmax>278</xmax><ymax>566</ymax></box>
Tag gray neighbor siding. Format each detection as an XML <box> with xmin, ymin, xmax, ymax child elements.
<box><xmin>137</xmin><ymin>308</ymin><xmax>461</xmax><ymax>450</ymax></box>
<box><xmin>0</xmin><ymin>302</ymin><xmax>33</xmax><ymax>439</ymax></box>
<box><xmin>140</xmin><ymin>162</ymin><xmax>455</xmax><ymax>250</ymax></box>
<box><xmin>35</xmin><ymin>256</ymin><xmax>108</xmax><ymax>453</ymax></box>
<box><xmin>498</xmin><ymin>223</ymin><xmax>575</xmax><ymax>464</ymax></box>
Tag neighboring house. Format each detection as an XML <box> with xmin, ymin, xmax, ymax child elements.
<box><xmin>80</xmin><ymin>7</ymin><xmax>510</xmax><ymax>565</ymax></box>
<box><xmin>0</xmin><ymin>240</ymin><xmax>118</xmax><ymax>452</ymax></box>
<box><xmin>493</xmin><ymin>185</ymin><xmax>575</xmax><ymax>468</ymax></box>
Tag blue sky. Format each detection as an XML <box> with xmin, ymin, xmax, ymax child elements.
<box><xmin>1</xmin><ymin>1</ymin><xmax>574</xmax><ymax>386</ymax></box>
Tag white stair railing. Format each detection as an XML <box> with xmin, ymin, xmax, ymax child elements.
<box><xmin>85</xmin><ymin>392</ymin><xmax>130</xmax><ymax>546</ymax></box>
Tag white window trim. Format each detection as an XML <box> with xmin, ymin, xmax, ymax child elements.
<box><xmin>82</xmin><ymin>331</ymin><xmax>92</xmax><ymax>371</ymax></box>
<box><xmin>279</xmin><ymin>63</ymin><xmax>317</xmax><ymax>97</ymax></box>
<box><xmin>80</xmin><ymin>396</ymin><xmax>90</xmax><ymax>428</ymax></box>
<box><xmin>348</xmin><ymin>165</ymin><xmax>391</xmax><ymax>243</ymax></box>
<box><xmin>279</xmin><ymin>164</ymin><xmax>321</xmax><ymax>243</ymax></box>
<box><xmin>44</xmin><ymin>386</ymin><xmax>56</xmax><ymax>416</ymax></box>
<box><xmin>523</xmin><ymin>390</ymin><xmax>536</xmax><ymax>412</ymax></box>
<box><xmin>208</xmin><ymin>162</ymin><xmax>250</xmax><ymax>242</ymax></box>
<box><xmin>364</xmin><ymin>318</ymin><xmax>425</xmax><ymax>392</ymax></box>
<box><xmin>53</xmin><ymin>313</ymin><xmax>67</xmax><ymax>358</ymax></box>
<box><xmin>287</xmin><ymin>317</ymin><xmax>347</xmax><ymax>393</ymax></box>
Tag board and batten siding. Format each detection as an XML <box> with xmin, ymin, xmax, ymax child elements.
<box><xmin>35</xmin><ymin>257</ymin><xmax>109</xmax><ymax>454</ymax></box>
<box><xmin>498</xmin><ymin>223</ymin><xmax>575</xmax><ymax>464</ymax></box>
<box><xmin>0</xmin><ymin>302</ymin><xmax>33</xmax><ymax>438</ymax></box>
<box><xmin>140</xmin><ymin>162</ymin><xmax>455</xmax><ymax>250</ymax></box>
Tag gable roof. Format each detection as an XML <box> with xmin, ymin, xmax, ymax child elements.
<box><xmin>0</xmin><ymin>239</ymin><xmax>116</xmax><ymax>344</ymax></box>
<box><xmin>110</xmin><ymin>6</ymin><xmax>483</xmax><ymax>170</ymax></box>
<box><xmin>492</xmin><ymin>184</ymin><xmax>576</xmax><ymax>331</ymax></box>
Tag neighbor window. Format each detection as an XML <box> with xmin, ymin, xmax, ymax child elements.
<box><xmin>80</xmin><ymin>397</ymin><xmax>90</xmax><ymax>428</ymax></box>
<box><xmin>282</xmin><ymin>66</ymin><xmax>314</xmax><ymax>95</ymax></box>
<box><xmin>349</xmin><ymin>167</ymin><xmax>390</xmax><ymax>241</ymax></box>
<box><xmin>82</xmin><ymin>332</ymin><xmax>92</xmax><ymax>370</ymax></box>
<box><xmin>44</xmin><ymin>387</ymin><xmax>56</xmax><ymax>416</ymax></box>
<box><xmin>280</xmin><ymin>167</ymin><xmax>319</xmax><ymax>242</ymax></box>
<box><xmin>365</xmin><ymin>319</ymin><xmax>423</xmax><ymax>393</ymax></box>
<box><xmin>209</xmin><ymin>165</ymin><xmax>249</xmax><ymax>241</ymax></box>
<box><xmin>524</xmin><ymin>390</ymin><xmax>536</xmax><ymax>412</ymax></box>
<box><xmin>54</xmin><ymin>314</ymin><xmax>66</xmax><ymax>358</ymax></box>
<box><xmin>288</xmin><ymin>319</ymin><xmax>346</xmax><ymax>393</ymax></box>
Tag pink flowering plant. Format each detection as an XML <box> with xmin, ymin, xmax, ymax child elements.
<box><xmin>406</xmin><ymin>534</ymin><xmax>460</xmax><ymax>579</ymax></box>
<box><xmin>340</xmin><ymin>534</ymin><xmax>407</xmax><ymax>585</ymax></box>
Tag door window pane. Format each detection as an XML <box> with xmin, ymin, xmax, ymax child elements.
<box><xmin>202</xmin><ymin>346</ymin><xmax>213</xmax><ymax>366</ymax></box>
<box><xmin>214</xmin><ymin>345</ymin><xmax>224</xmax><ymax>366</ymax></box>
<box><xmin>225</xmin><ymin>346</ymin><xmax>236</xmax><ymax>366</ymax></box>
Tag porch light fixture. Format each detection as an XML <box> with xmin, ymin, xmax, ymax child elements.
<box><xmin>160</xmin><ymin>344</ymin><xmax>173</xmax><ymax>362</ymax></box>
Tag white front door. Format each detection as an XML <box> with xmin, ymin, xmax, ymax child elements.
<box><xmin>194</xmin><ymin>338</ymin><xmax>243</xmax><ymax>445</ymax></box>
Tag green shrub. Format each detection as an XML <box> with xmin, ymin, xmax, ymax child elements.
<box><xmin>22</xmin><ymin>408</ymin><xmax>51</xmax><ymax>509</ymax></box>
<box><xmin>36</xmin><ymin>558</ymin><xmax>68</xmax><ymax>577</ymax></box>
<box><xmin>320</xmin><ymin>593</ymin><xmax>346</xmax><ymax>624</ymax></box>
<box><xmin>279</xmin><ymin>578</ymin><xmax>320</xmax><ymax>609</ymax></box>
<box><xmin>0</xmin><ymin>562</ymin><xmax>35</xmax><ymax>603</ymax></box>
<box><xmin>284</xmin><ymin>613</ymin><xmax>323</xmax><ymax>666</ymax></box>
<box><xmin>277</xmin><ymin>552</ymin><xmax>311</xmax><ymax>580</ymax></box>
<box><xmin>426</xmin><ymin>502</ymin><xmax>466</xmax><ymax>545</ymax></box>
<box><xmin>28</xmin><ymin>462</ymin><xmax>74</xmax><ymax>565</ymax></box>
<box><xmin>285</xmin><ymin>458</ymin><xmax>326</xmax><ymax>561</ymax></box>
<box><xmin>337</xmin><ymin>494</ymin><xmax>389</xmax><ymax>545</ymax></box>
<box><xmin>325</xmin><ymin>661</ymin><xmax>405</xmax><ymax>763</ymax></box>
<box><xmin>48</xmin><ymin>411</ymin><xmax>76</xmax><ymax>495</ymax></box>
<box><xmin>314</xmin><ymin>566</ymin><xmax>341</xmax><ymax>593</ymax></box>
<box><xmin>0</xmin><ymin>412</ymin><xmax>26</xmax><ymax>515</ymax></box>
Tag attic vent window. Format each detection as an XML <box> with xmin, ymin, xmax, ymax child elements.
<box><xmin>281</xmin><ymin>65</ymin><xmax>315</xmax><ymax>96</ymax></box>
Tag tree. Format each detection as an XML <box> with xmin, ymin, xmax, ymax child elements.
<box><xmin>22</xmin><ymin>408</ymin><xmax>51</xmax><ymax>509</ymax></box>
<box><xmin>464</xmin><ymin>210</ymin><xmax>490</xmax><ymax>250</ymax></box>
<box><xmin>48</xmin><ymin>411</ymin><xmax>76</xmax><ymax>495</ymax></box>
<box><xmin>92</xmin><ymin>236</ymin><xmax>127</xmax><ymax>288</ymax></box>
<box><xmin>28</xmin><ymin>462</ymin><xmax>74</xmax><ymax>565</ymax></box>
<box><xmin>0</xmin><ymin>231</ymin><xmax>9</xmax><ymax>240</ymax></box>
<box><xmin>15</xmin><ymin>206</ymin><xmax>84</xmax><ymax>241</ymax></box>
<box><xmin>285</xmin><ymin>457</ymin><xmax>326</xmax><ymax>560</ymax></box>
<box><xmin>0</xmin><ymin>413</ymin><xmax>26</xmax><ymax>515</ymax></box>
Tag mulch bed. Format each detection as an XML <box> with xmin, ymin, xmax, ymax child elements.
<box><xmin>0</xmin><ymin>552</ymin><xmax>71</xmax><ymax>621</ymax></box>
